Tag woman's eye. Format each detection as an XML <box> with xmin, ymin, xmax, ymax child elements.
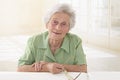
<box><xmin>53</xmin><ymin>20</ymin><xmax>58</xmax><ymax>25</ymax></box>
<box><xmin>62</xmin><ymin>23</ymin><xmax>66</xmax><ymax>25</ymax></box>
<box><xmin>61</xmin><ymin>22</ymin><xmax>66</xmax><ymax>26</ymax></box>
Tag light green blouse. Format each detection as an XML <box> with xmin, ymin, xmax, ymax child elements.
<box><xmin>18</xmin><ymin>31</ymin><xmax>86</xmax><ymax>66</ymax></box>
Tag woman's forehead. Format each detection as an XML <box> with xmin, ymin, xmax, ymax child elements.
<box><xmin>50</xmin><ymin>12</ymin><xmax>70</xmax><ymax>21</ymax></box>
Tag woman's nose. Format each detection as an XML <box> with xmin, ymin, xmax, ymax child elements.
<box><xmin>55</xmin><ymin>24</ymin><xmax>62</xmax><ymax>30</ymax></box>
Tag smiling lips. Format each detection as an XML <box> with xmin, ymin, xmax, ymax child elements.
<box><xmin>53</xmin><ymin>32</ymin><xmax>61</xmax><ymax>35</ymax></box>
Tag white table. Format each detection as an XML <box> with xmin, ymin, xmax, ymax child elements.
<box><xmin>0</xmin><ymin>72</ymin><xmax>88</xmax><ymax>80</ymax></box>
<box><xmin>89</xmin><ymin>71</ymin><xmax>120</xmax><ymax>80</ymax></box>
<box><xmin>0</xmin><ymin>71</ymin><xmax>120</xmax><ymax>80</ymax></box>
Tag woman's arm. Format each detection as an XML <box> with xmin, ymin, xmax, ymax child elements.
<box><xmin>63</xmin><ymin>64</ymin><xmax>87</xmax><ymax>73</ymax></box>
<box><xmin>17</xmin><ymin>62</ymin><xmax>49</xmax><ymax>72</ymax></box>
<box><xmin>17</xmin><ymin>62</ymin><xmax>87</xmax><ymax>73</ymax></box>
<box><xmin>17</xmin><ymin>65</ymin><xmax>35</xmax><ymax>72</ymax></box>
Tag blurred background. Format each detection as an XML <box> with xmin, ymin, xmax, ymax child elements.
<box><xmin>0</xmin><ymin>0</ymin><xmax>120</xmax><ymax>72</ymax></box>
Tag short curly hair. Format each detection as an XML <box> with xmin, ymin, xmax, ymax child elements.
<box><xmin>44</xmin><ymin>3</ymin><xmax>76</xmax><ymax>29</ymax></box>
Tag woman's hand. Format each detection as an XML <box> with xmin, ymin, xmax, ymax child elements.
<box><xmin>32</xmin><ymin>61</ymin><xmax>48</xmax><ymax>72</ymax></box>
<box><xmin>32</xmin><ymin>61</ymin><xmax>64</xmax><ymax>73</ymax></box>
<box><xmin>46</xmin><ymin>63</ymin><xmax>64</xmax><ymax>74</ymax></box>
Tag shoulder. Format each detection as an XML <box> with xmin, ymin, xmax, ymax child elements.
<box><xmin>27</xmin><ymin>31</ymin><xmax>48</xmax><ymax>45</ymax></box>
<box><xmin>29</xmin><ymin>31</ymin><xmax>48</xmax><ymax>40</ymax></box>
<box><xmin>66</xmin><ymin>33</ymin><xmax>82</xmax><ymax>43</ymax></box>
<box><xmin>65</xmin><ymin>33</ymin><xmax>82</xmax><ymax>48</ymax></box>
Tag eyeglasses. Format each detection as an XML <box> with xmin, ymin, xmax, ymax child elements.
<box><xmin>63</xmin><ymin>69</ymin><xmax>81</xmax><ymax>80</ymax></box>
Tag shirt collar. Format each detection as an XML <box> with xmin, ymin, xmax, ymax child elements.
<box><xmin>61</xmin><ymin>34</ymin><xmax>69</xmax><ymax>53</ymax></box>
<box><xmin>38</xmin><ymin>32</ymin><xmax>70</xmax><ymax>53</ymax></box>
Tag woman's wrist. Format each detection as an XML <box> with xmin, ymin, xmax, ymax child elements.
<box><xmin>39</xmin><ymin>61</ymin><xmax>49</xmax><ymax>72</ymax></box>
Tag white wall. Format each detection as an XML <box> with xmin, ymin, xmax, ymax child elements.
<box><xmin>0</xmin><ymin>0</ymin><xmax>57</xmax><ymax>36</ymax></box>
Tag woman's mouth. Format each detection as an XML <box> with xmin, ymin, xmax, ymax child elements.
<box><xmin>53</xmin><ymin>32</ymin><xmax>61</xmax><ymax>35</ymax></box>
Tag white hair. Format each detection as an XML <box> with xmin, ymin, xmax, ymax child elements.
<box><xmin>44</xmin><ymin>3</ymin><xmax>76</xmax><ymax>29</ymax></box>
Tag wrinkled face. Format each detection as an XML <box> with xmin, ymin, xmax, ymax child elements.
<box><xmin>46</xmin><ymin>12</ymin><xmax>70</xmax><ymax>40</ymax></box>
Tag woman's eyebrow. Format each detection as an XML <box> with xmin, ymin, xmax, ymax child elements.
<box><xmin>52</xmin><ymin>18</ymin><xmax>58</xmax><ymax>20</ymax></box>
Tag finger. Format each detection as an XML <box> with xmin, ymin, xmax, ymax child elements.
<box><xmin>40</xmin><ymin>61</ymin><xmax>47</xmax><ymax>70</ymax></box>
<box><xmin>35</xmin><ymin>63</ymin><xmax>40</xmax><ymax>71</ymax></box>
<box><xmin>35</xmin><ymin>63</ymin><xmax>38</xmax><ymax>71</ymax></box>
<box><xmin>32</xmin><ymin>63</ymin><xmax>35</xmax><ymax>67</ymax></box>
<box><xmin>56</xmin><ymin>65</ymin><xmax>64</xmax><ymax>70</ymax></box>
<box><xmin>56</xmin><ymin>68</ymin><xmax>63</xmax><ymax>73</ymax></box>
<box><xmin>39</xmin><ymin>63</ymin><xmax>43</xmax><ymax>70</ymax></box>
<box><xmin>37</xmin><ymin>63</ymin><xmax>40</xmax><ymax>71</ymax></box>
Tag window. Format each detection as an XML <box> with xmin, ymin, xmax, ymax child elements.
<box><xmin>59</xmin><ymin>0</ymin><xmax>120</xmax><ymax>52</ymax></box>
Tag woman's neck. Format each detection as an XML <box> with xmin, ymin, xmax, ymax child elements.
<box><xmin>49</xmin><ymin>38</ymin><xmax>63</xmax><ymax>48</ymax></box>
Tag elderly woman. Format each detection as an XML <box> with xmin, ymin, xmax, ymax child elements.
<box><xmin>18</xmin><ymin>4</ymin><xmax>87</xmax><ymax>74</ymax></box>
